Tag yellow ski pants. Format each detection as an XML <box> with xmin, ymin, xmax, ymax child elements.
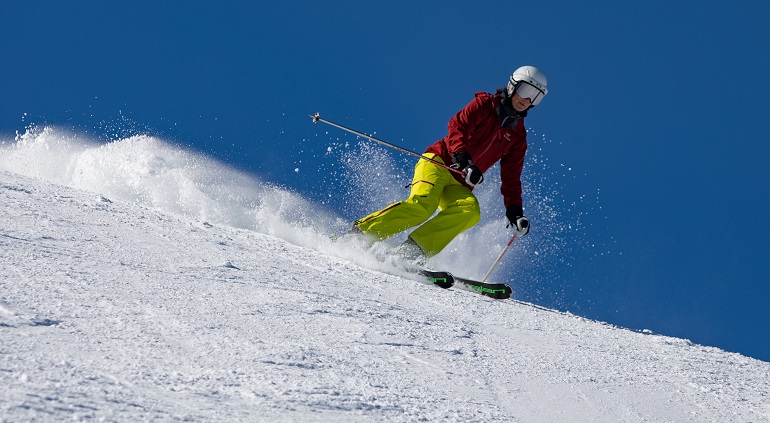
<box><xmin>354</xmin><ymin>153</ymin><xmax>481</xmax><ymax>257</ymax></box>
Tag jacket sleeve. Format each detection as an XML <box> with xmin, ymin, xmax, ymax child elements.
<box><xmin>445</xmin><ymin>93</ymin><xmax>489</xmax><ymax>157</ymax></box>
<box><xmin>499</xmin><ymin>132</ymin><xmax>527</xmax><ymax>210</ymax></box>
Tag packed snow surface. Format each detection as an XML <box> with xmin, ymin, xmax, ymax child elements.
<box><xmin>1</xmin><ymin>130</ymin><xmax>769</xmax><ymax>421</ymax></box>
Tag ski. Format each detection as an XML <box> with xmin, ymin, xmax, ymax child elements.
<box><xmin>417</xmin><ymin>269</ymin><xmax>512</xmax><ymax>300</ymax></box>
<box><xmin>454</xmin><ymin>275</ymin><xmax>513</xmax><ymax>299</ymax></box>
<box><xmin>419</xmin><ymin>270</ymin><xmax>454</xmax><ymax>289</ymax></box>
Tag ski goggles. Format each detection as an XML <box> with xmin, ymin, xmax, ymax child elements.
<box><xmin>515</xmin><ymin>82</ymin><xmax>545</xmax><ymax>106</ymax></box>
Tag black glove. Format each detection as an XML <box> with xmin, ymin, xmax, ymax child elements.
<box><xmin>506</xmin><ymin>205</ymin><xmax>530</xmax><ymax>236</ymax></box>
<box><xmin>451</xmin><ymin>152</ymin><xmax>484</xmax><ymax>186</ymax></box>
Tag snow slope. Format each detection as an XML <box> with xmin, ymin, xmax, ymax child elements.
<box><xmin>1</xmin><ymin>142</ymin><xmax>769</xmax><ymax>421</ymax></box>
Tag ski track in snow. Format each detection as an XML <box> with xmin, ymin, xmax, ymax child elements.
<box><xmin>1</xmin><ymin>170</ymin><xmax>770</xmax><ymax>422</ymax></box>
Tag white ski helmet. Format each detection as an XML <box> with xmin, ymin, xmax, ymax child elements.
<box><xmin>507</xmin><ymin>66</ymin><xmax>548</xmax><ymax>106</ymax></box>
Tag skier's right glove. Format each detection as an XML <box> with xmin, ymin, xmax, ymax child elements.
<box><xmin>506</xmin><ymin>205</ymin><xmax>530</xmax><ymax>237</ymax></box>
<box><xmin>451</xmin><ymin>152</ymin><xmax>484</xmax><ymax>187</ymax></box>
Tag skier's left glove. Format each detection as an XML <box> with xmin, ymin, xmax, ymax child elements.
<box><xmin>506</xmin><ymin>205</ymin><xmax>530</xmax><ymax>236</ymax></box>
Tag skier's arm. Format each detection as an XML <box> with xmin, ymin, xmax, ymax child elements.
<box><xmin>499</xmin><ymin>137</ymin><xmax>527</xmax><ymax>211</ymax></box>
<box><xmin>501</xmin><ymin>140</ymin><xmax>530</xmax><ymax>235</ymax></box>
<box><xmin>445</xmin><ymin>94</ymin><xmax>487</xmax><ymax>156</ymax></box>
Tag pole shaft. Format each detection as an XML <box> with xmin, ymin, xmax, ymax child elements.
<box><xmin>310</xmin><ymin>113</ymin><xmax>464</xmax><ymax>176</ymax></box>
<box><xmin>481</xmin><ymin>233</ymin><xmax>517</xmax><ymax>282</ymax></box>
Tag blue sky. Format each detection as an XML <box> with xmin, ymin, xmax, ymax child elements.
<box><xmin>2</xmin><ymin>2</ymin><xmax>770</xmax><ymax>362</ymax></box>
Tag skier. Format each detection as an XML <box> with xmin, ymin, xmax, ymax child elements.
<box><xmin>351</xmin><ymin>66</ymin><xmax>548</xmax><ymax>264</ymax></box>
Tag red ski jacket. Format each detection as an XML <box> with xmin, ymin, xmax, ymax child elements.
<box><xmin>425</xmin><ymin>92</ymin><xmax>527</xmax><ymax>210</ymax></box>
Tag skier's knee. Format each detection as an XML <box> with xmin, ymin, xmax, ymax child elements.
<box><xmin>406</xmin><ymin>195</ymin><xmax>439</xmax><ymax>221</ymax></box>
<box><xmin>464</xmin><ymin>209</ymin><xmax>481</xmax><ymax>231</ymax></box>
<box><xmin>460</xmin><ymin>198</ymin><xmax>481</xmax><ymax>226</ymax></box>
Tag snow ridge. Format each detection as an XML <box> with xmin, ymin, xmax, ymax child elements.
<box><xmin>1</xmin><ymin>170</ymin><xmax>769</xmax><ymax>421</ymax></box>
<box><xmin>1</xmin><ymin>128</ymin><xmax>769</xmax><ymax>421</ymax></box>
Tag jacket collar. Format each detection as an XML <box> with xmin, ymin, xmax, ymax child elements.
<box><xmin>495</xmin><ymin>88</ymin><xmax>526</xmax><ymax>129</ymax></box>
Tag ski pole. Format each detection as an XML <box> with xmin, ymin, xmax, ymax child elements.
<box><xmin>309</xmin><ymin>113</ymin><xmax>464</xmax><ymax>176</ymax></box>
<box><xmin>481</xmin><ymin>233</ymin><xmax>517</xmax><ymax>282</ymax></box>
